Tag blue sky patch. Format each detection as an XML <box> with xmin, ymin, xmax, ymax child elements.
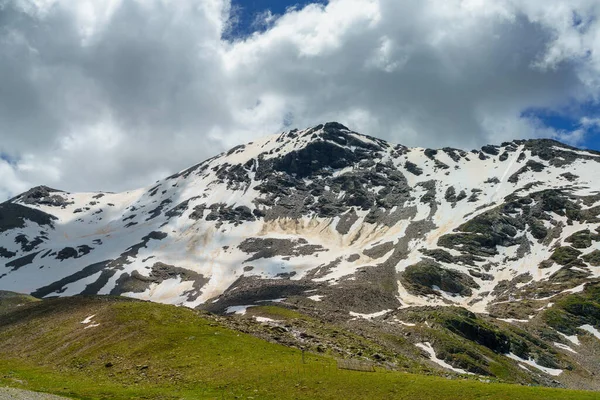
<box><xmin>226</xmin><ymin>0</ymin><xmax>326</xmax><ymax>38</ymax></box>
<box><xmin>523</xmin><ymin>102</ymin><xmax>600</xmax><ymax>151</ymax></box>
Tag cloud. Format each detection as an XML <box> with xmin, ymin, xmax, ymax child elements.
<box><xmin>1</xmin><ymin>0</ymin><xmax>600</xmax><ymax>198</ymax></box>
<box><xmin>0</xmin><ymin>158</ymin><xmax>28</xmax><ymax>201</ymax></box>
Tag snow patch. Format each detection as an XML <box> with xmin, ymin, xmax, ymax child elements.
<box><xmin>81</xmin><ymin>315</ymin><xmax>96</xmax><ymax>324</ymax></box>
<box><xmin>562</xmin><ymin>283</ymin><xmax>587</xmax><ymax>294</ymax></box>
<box><xmin>553</xmin><ymin>342</ymin><xmax>577</xmax><ymax>354</ymax></box>
<box><xmin>557</xmin><ymin>331</ymin><xmax>580</xmax><ymax>346</ymax></box>
<box><xmin>415</xmin><ymin>342</ymin><xmax>472</xmax><ymax>374</ymax></box>
<box><xmin>225</xmin><ymin>305</ymin><xmax>254</xmax><ymax>315</ymax></box>
<box><xmin>254</xmin><ymin>316</ymin><xmax>279</xmax><ymax>323</ymax></box>
<box><xmin>256</xmin><ymin>298</ymin><xmax>286</xmax><ymax>303</ymax></box>
<box><xmin>505</xmin><ymin>353</ymin><xmax>563</xmax><ymax>376</ymax></box>
<box><xmin>349</xmin><ymin>309</ymin><xmax>391</xmax><ymax>320</ymax></box>
<box><xmin>579</xmin><ymin>324</ymin><xmax>600</xmax><ymax>340</ymax></box>
<box><xmin>497</xmin><ymin>318</ymin><xmax>529</xmax><ymax>323</ymax></box>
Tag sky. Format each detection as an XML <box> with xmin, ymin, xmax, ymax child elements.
<box><xmin>1</xmin><ymin>0</ymin><xmax>600</xmax><ymax>199</ymax></box>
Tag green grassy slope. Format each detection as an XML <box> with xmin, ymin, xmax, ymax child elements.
<box><xmin>0</xmin><ymin>295</ymin><xmax>596</xmax><ymax>400</ymax></box>
<box><xmin>0</xmin><ymin>290</ymin><xmax>40</xmax><ymax>315</ymax></box>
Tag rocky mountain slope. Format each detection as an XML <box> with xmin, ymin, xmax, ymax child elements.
<box><xmin>2</xmin><ymin>122</ymin><xmax>600</xmax><ymax>388</ymax></box>
<box><xmin>0</xmin><ymin>293</ymin><xmax>597</xmax><ymax>400</ymax></box>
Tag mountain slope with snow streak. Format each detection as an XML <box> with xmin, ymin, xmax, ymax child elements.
<box><xmin>1</xmin><ymin>122</ymin><xmax>600</xmax><ymax>318</ymax></box>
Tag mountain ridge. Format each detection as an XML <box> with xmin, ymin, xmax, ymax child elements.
<box><xmin>3</xmin><ymin>122</ymin><xmax>600</xmax><ymax>388</ymax></box>
<box><xmin>1</xmin><ymin>121</ymin><xmax>599</xmax><ymax>312</ymax></box>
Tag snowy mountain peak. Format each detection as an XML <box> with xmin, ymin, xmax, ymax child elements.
<box><xmin>1</xmin><ymin>123</ymin><xmax>600</xmax><ymax>323</ymax></box>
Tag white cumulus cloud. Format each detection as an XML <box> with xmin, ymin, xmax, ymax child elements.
<box><xmin>0</xmin><ymin>0</ymin><xmax>599</xmax><ymax>198</ymax></box>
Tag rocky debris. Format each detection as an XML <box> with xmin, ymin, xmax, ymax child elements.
<box><xmin>442</xmin><ymin>186</ymin><xmax>467</xmax><ymax>205</ymax></box>
<box><xmin>582</xmin><ymin>250</ymin><xmax>600</xmax><ymax>266</ymax></box>
<box><xmin>30</xmin><ymin>261</ymin><xmax>110</xmax><ymax>297</ymax></box>
<box><xmin>165</xmin><ymin>158</ymin><xmax>212</xmax><ymax>181</ymax></box>
<box><xmin>441</xmin><ymin>308</ymin><xmax>510</xmax><ymax>354</ymax></box>
<box><xmin>433</xmin><ymin>159</ymin><xmax>450</xmax><ymax>170</ymax></box>
<box><xmin>264</xmin><ymin>138</ymin><xmax>367</xmax><ymax>179</ymax></box>
<box><xmin>0</xmin><ymin>203</ymin><xmax>56</xmax><ymax>233</ymax></box>
<box><xmin>213</xmin><ymin>163</ymin><xmax>251</xmax><ymax>190</ymax></box>
<box><xmin>481</xmin><ymin>145</ymin><xmax>500</xmax><ymax>156</ymax></box>
<box><xmin>336</xmin><ymin>209</ymin><xmax>359</xmax><ymax>234</ymax></box>
<box><xmin>401</xmin><ymin>260</ymin><xmax>479</xmax><ymax>297</ymax></box>
<box><xmin>438</xmin><ymin>213</ymin><xmax>522</xmax><ymax>257</ymax></box>
<box><xmin>561</xmin><ymin>172</ymin><xmax>579</xmax><ymax>182</ymax></box>
<box><xmin>30</xmin><ymin>231</ymin><xmax>169</xmax><ymax>297</ymax></box>
<box><xmin>565</xmin><ymin>230</ymin><xmax>600</xmax><ymax>249</ymax></box>
<box><xmin>146</xmin><ymin>199</ymin><xmax>173</xmax><ymax>221</ymax></box>
<box><xmin>239</xmin><ymin>238</ymin><xmax>325</xmax><ymax>262</ymax></box>
<box><xmin>252</xmin><ymin>148</ymin><xmax>410</xmax><ymax>226</ymax></box>
<box><xmin>6</xmin><ymin>252</ymin><xmax>41</xmax><ymax>271</ymax></box>
<box><xmin>363</xmin><ymin>241</ymin><xmax>394</xmax><ymax>259</ymax></box>
<box><xmin>56</xmin><ymin>247</ymin><xmax>79</xmax><ymax>261</ymax></box>
<box><xmin>444</xmin><ymin>186</ymin><xmax>457</xmax><ymax>202</ymax></box>
<box><xmin>164</xmin><ymin>197</ymin><xmax>200</xmax><ymax>219</ymax></box>
<box><xmin>442</xmin><ymin>147</ymin><xmax>466</xmax><ymax>163</ymax></box>
<box><xmin>424</xmin><ymin>149</ymin><xmax>438</xmax><ymax>160</ymax></box>
<box><xmin>0</xmin><ymin>247</ymin><xmax>16</xmax><ymax>259</ymax></box>
<box><xmin>420</xmin><ymin>249</ymin><xmax>484</xmax><ymax>267</ymax></box>
<box><xmin>418</xmin><ymin>180</ymin><xmax>437</xmax><ymax>205</ymax></box>
<box><xmin>77</xmin><ymin>245</ymin><xmax>93</xmax><ymax>256</ymax></box>
<box><xmin>524</xmin><ymin>138</ymin><xmax>600</xmax><ymax>167</ymax></box>
<box><xmin>405</xmin><ymin>161</ymin><xmax>423</xmax><ymax>176</ymax></box>
<box><xmin>439</xmin><ymin>189</ymin><xmax>595</xmax><ymax>262</ymax></box>
<box><xmin>15</xmin><ymin>234</ymin><xmax>45</xmax><ymax>252</ymax></box>
<box><xmin>1</xmin><ymin>123</ymin><xmax>600</xmax><ymax>389</ymax></box>
<box><xmin>484</xmin><ymin>177</ymin><xmax>500</xmax><ymax>184</ymax></box>
<box><xmin>15</xmin><ymin>186</ymin><xmax>72</xmax><ymax>207</ymax></box>
<box><xmin>202</xmin><ymin>277</ymin><xmax>315</xmax><ymax>314</ymax></box>
<box><xmin>189</xmin><ymin>203</ymin><xmax>256</xmax><ymax>226</ymax></box>
<box><xmin>550</xmin><ymin>247</ymin><xmax>582</xmax><ymax>266</ymax></box>
<box><xmin>110</xmin><ymin>262</ymin><xmax>207</xmax><ymax>301</ymax></box>
<box><xmin>508</xmin><ymin>160</ymin><xmax>546</xmax><ymax>183</ymax></box>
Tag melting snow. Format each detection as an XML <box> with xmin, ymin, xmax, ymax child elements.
<box><xmin>579</xmin><ymin>324</ymin><xmax>600</xmax><ymax>340</ymax></box>
<box><xmin>562</xmin><ymin>284</ymin><xmax>587</xmax><ymax>295</ymax></box>
<box><xmin>505</xmin><ymin>353</ymin><xmax>563</xmax><ymax>376</ymax></box>
<box><xmin>498</xmin><ymin>318</ymin><xmax>529</xmax><ymax>323</ymax></box>
<box><xmin>415</xmin><ymin>342</ymin><xmax>472</xmax><ymax>374</ymax></box>
<box><xmin>557</xmin><ymin>331</ymin><xmax>580</xmax><ymax>346</ymax></box>
<box><xmin>256</xmin><ymin>298</ymin><xmax>286</xmax><ymax>303</ymax></box>
<box><xmin>308</xmin><ymin>295</ymin><xmax>324</xmax><ymax>302</ymax></box>
<box><xmin>225</xmin><ymin>305</ymin><xmax>254</xmax><ymax>315</ymax></box>
<box><xmin>553</xmin><ymin>342</ymin><xmax>577</xmax><ymax>354</ymax></box>
<box><xmin>3</xmin><ymin>126</ymin><xmax>600</xmax><ymax>319</ymax></box>
<box><xmin>349</xmin><ymin>309</ymin><xmax>391</xmax><ymax>320</ymax></box>
<box><xmin>81</xmin><ymin>315</ymin><xmax>96</xmax><ymax>324</ymax></box>
<box><xmin>254</xmin><ymin>316</ymin><xmax>279</xmax><ymax>323</ymax></box>
<box><xmin>81</xmin><ymin>314</ymin><xmax>100</xmax><ymax>329</ymax></box>
<box><xmin>536</xmin><ymin>302</ymin><xmax>554</xmax><ymax>311</ymax></box>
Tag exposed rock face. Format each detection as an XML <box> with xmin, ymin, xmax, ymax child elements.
<box><xmin>0</xmin><ymin>203</ymin><xmax>56</xmax><ymax>233</ymax></box>
<box><xmin>402</xmin><ymin>260</ymin><xmax>479</xmax><ymax>296</ymax></box>
<box><xmin>3</xmin><ymin>122</ymin><xmax>600</xmax><ymax>389</ymax></box>
<box><xmin>0</xmin><ymin>122</ymin><xmax>599</xmax><ymax>319</ymax></box>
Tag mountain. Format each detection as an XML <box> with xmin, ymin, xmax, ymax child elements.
<box><xmin>2</xmin><ymin>122</ymin><xmax>600</xmax><ymax>389</ymax></box>
<box><xmin>0</xmin><ymin>294</ymin><xmax>596</xmax><ymax>400</ymax></box>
